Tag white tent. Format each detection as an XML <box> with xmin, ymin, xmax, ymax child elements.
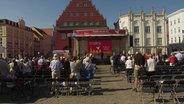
<box><xmin>0</xmin><ymin>46</ymin><xmax>5</xmax><ymax>53</ymax></box>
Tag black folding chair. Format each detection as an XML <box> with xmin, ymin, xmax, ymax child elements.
<box><xmin>78</xmin><ymin>78</ymin><xmax>92</xmax><ymax>95</ymax></box>
<box><xmin>173</xmin><ymin>80</ymin><xmax>184</xmax><ymax>103</ymax></box>
<box><xmin>157</xmin><ymin>80</ymin><xmax>176</xmax><ymax>104</ymax></box>
<box><xmin>150</xmin><ymin>75</ymin><xmax>162</xmax><ymax>82</ymax></box>
<box><xmin>67</xmin><ymin>78</ymin><xmax>79</xmax><ymax>96</ymax></box>
<box><xmin>141</xmin><ymin>81</ymin><xmax>157</xmax><ymax>104</ymax></box>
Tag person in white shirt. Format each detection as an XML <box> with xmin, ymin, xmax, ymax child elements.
<box><xmin>146</xmin><ymin>54</ymin><xmax>156</xmax><ymax>80</ymax></box>
<box><xmin>175</xmin><ymin>51</ymin><xmax>184</xmax><ymax>65</ymax></box>
<box><xmin>49</xmin><ymin>54</ymin><xmax>63</xmax><ymax>94</ymax></box>
<box><xmin>125</xmin><ymin>56</ymin><xmax>133</xmax><ymax>83</ymax></box>
<box><xmin>120</xmin><ymin>54</ymin><xmax>126</xmax><ymax>63</ymax></box>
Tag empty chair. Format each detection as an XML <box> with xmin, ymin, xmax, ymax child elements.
<box><xmin>78</xmin><ymin>78</ymin><xmax>92</xmax><ymax>95</ymax></box>
<box><xmin>150</xmin><ymin>75</ymin><xmax>162</xmax><ymax>82</ymax></box>
<box><xmin>161</xmin><ymin>75</ymin><xmax>173</xmax><ymax>80</ymax></box>
<box><xmin>157</xmin><ymin>80</ymin><xmax>176</xmax><ymax>103</ymax></box>
<box><xmin>139</xmin><ymin>75</ymin><xmax>148</xmax><ymax>82</ymax></box>
<box><xmin>174</xmin><ymin>75</ymin><xmax>184</xmax><ymax>80</ymax></box>
<box><xmin>141</xmin><ymin>81</ymin><xmax>157</xmax><ymax>104</ymax></box>
<box><xmin>173</xmin><ymin>80</ymin><xmax>184</xmax><ymax>103</ymax></box>
<box><xmin>67</xmin><ymin>78</ymin><xmax>79</xmax><ymax>96</ymax></box>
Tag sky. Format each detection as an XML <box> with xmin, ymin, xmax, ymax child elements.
<box><xmin>0</xmin><ymin>0</ymin><xmax>184</xmax><ymax>29</ymax></box>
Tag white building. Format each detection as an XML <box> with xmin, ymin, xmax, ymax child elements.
<box><xmin>167</xmin><ymin>8</ymin><xmax>184</xmax><ymax>45</ymax></box>
<box><xmin>117</xmin><ymin>8</ymin><xmax>168</xmax><ymax>54</ymax></box>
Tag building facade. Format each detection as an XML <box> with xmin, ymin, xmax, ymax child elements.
<box><xmin>167</xmin><ymin>8</ymin><xmax>184</xmax><ymax>52</ymax></box>
<box><xmin>55</xmin><ymin>0</ymin><xmax>108</xmax><ymax>55</ymax></box>
<box><xmin>0</xmin><ymin>18</ymin><xmax>34</xmax><ymax>58</ymax></box>
<box><xmin>32</xmin><ymin>27</ymin><xmax>52</xmax><ymax>56</ymax></box>
<box><xmin>117</xmin><ymin>8</ymin><xmax>168</xmax><ymax>54</ymax></box>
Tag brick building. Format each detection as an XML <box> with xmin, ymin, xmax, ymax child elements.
<box><xmin>54</xmin><ymin>0</ymin><xmax>108</xmax><ymax>55</ymax></box>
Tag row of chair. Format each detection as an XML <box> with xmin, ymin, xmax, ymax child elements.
<box><xmin>141</xmin><ymin>78</ymin><xmax>184</xmax><ymax>104</ymax></box>
<box><xmin>0</xmin><ymin>75</ymin><xmax>94</xmax><ymax>101</ymax></box>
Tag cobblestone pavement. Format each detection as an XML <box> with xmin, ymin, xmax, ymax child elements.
<box><xmin>1</xmin><ymin>65</ymin><xmax>181</xmax><ymax>104</ymax></box>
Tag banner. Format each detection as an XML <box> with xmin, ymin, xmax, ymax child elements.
<box><xmin>75</xmin><ymin>29</ymin><xmax>126</xmax><ymax>37</ymax></box>
<box><xmin>88</xmin><ymin>40</ymin><xmax>112</xmax><ymax>54</ymax></box>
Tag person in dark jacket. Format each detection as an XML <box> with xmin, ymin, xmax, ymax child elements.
<box><xmin>133</xmin><ymin>51</ymin><xmax>144</xmax><ymax>92</ymax></box>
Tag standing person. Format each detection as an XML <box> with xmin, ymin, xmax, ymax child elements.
<box><xmin>133</xmin><ymin>51</ymin><xmax>144</xmax><ymax>92</ymax></box>
<box><xmin>125</xmin><ymin>56</ymin><xmax>133</xmax><ymax>83</ymax></box>
<box><xmin>69</xmin><ymin>56</ymin><xmax>77</xmax><ymax>79</ymax></box>
<box><xmin>169</xmin><ymin>53</ymin><xmax>177</xmax><ymax>66</ymax></box>
<box><xmin>22</xmin><ymin>58</ymin><xmax>32</xmax><ymax>78</ymax></box>
<box><xmin>83</xmin><ymin>57</ymin><xmax>94</xmax><ymax>79</ymax></box>
<box><xmin>63</xmin><ymin>56</ymin><xmax>71</xmax><ymax>78</ymax></box>
<box><xmin>109</xmin><ymin>55</ymin><xmax>114</xmax><ymax>73</ymax></box>
<box><xmin>75</xmin><ymin>57</ymin><xmax>83</xmax><ymax>79</ymax></box>
<box><xmin>37</xmin><ymin>56</ymin><xmax>46</xmax><ymax>75</ymax></box>
<box><xmin>175</xmin><ymin>51</ymin><xmax>183</xmax><ymax>65</ymax></box>
<box><xmin>146</xmin><ymin>54</ymin><xmax>156</xmax><ymax>80</ymax></box>
<box><xmin>49</xmin><ymin>54</ymin><xmax>63</xmax><ymax>94</ymax></box>
<box><xmin>162</xmin><ymin>52</ymin><xmax>168</xmax><ymax>64</ymax></box>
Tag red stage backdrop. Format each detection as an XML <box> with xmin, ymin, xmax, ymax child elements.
<box><xmin>88</xmin><ymin>40</ymin><xmax>112</xmax><ymax>54</ymax></box>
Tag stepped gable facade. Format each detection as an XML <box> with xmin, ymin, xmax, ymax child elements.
<box><xmin>55</xmin><ymin>0</ymin><xmax>108</xmax><ymax>53</ymax></box>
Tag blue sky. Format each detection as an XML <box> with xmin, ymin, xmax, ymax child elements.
<box><xmin>0</xmin><ymin>0</ymin><xmax>184</xmax><ymax>29</ymax></box>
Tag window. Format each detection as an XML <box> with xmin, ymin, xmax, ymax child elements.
<box><xmin>171</xmin><ymin>29</ymin><xmax>172</xmax><ymax>34</ymax></box>
<box><xmin>146</xmin><ymin>38</ymin><xmax>151</xmax><ymax>46</ymax></box>
<box><xmin>76</xmin><ymin>3</ymin><xmax>79</xmax><ymax>7</ymax></box>
<box><xmin>134</xmin><ymin>26</ymin><xmax>139</xmax><ymax>33</ymax></box>
<box><xmin>179</xmin><ymin>37</ymin><xmax>181</xmax><ymax>43</ymax></box>
<box><xmin>178</xmin><ymin>18</ymin><xmax>180</xmax><ymax>23</ymax></box>
<box><xmin>69</xmin><ymin>21</ymin><xmax>73</xmax><ymax>26</ymax></box>
<box><xmin>183</xmin><ymin>30</ymin><xmax>184</xmax><ymax>33</ymax></box>
<box><xmin>83</xmin><ymin>2</ymin><xmax>87</xmax><ymax>7</ymax></box>
<box><xmin>75</xmin><ymin>12</ymin><xmax>79</xmax><ymax>16</ymax></box>
<box><xmin>83</xmin><ymin>21</ymin><xmax>87</xmax><ymax>26</ymax></box>
<box><xmin>170</xmin><ymin>21</ymin><xmax>172</xmax><ymax>26</ymax></box>
<box><xmin>84</xmin><ymin>11</ymin><xmax>87</xmax><ymax>16</ymax></box>
<box><xmin>174</xmin><ymin>28</ymin><xmax>176</xmax><ymax>33</ymax></box>
<box><xmin>75</xmin><ymin>21</ymin><xmax>79</xmax><ymax>26</ymax></box>
<box><xmin>178</xmin><ymin>27</ymin><xmax>180</xmax><ymax>33</ymax></box>
<box><xmin>145</xmin><ymin>26</ymin><xmax>150</xmax><ymax>33</ymax></box>
<box><xmin>90</xmin><ymin>12</ymin><xmax>93</xmax><ymax>16</ymax></box>
<box><xmin>63</xmin><ymin>21</ymin><xmax>67</xmax><ymax>26</ymax></box>
<box><xmin>171</xmin><ymin>38</ymin><xmax>173</xmax><ymax>43</ymax></box>
<box><xmin>61</xmin><ymin>33</ymin><xmax>66</xmax><ymax>40</ymax></box>
<box><xmin>95</xmin><ymin>21</ymin><xmax>99</xmax><ymax>26</ymax></box>
<box><xmin>68</xmin><ymin>12</ymin><xmax>73</xmax><ymax>17</ymax></box>
<box><xmin>134</xmin><ymin>38</ymin><xmax>139</xmax><ymax>46</ymax></box>
<box><xmin>174</xmin><ymin>20</ymin><xmax>176</xmax><ymax>24</ymax></box>
<box><xmin>157</xmin><ymin>38</ymin><xmax>162</xmax><ymax>45</ymax></box>
<box><xmin>157</xmin><ymin>26</ymin><xmax>162</xmax><ymax>33</ymax></box>
<box><xmin>175</xmin><ymin>37</ymin><xmax>176</xmax><ymax>42</ymax></box>
<box><xmin>89</xmin><ymin>21</ymin><xmax>93</xmax><ymax>26</ymax></box>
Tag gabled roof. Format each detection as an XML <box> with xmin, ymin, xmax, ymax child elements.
<box><xmin>56</xmin><ymin>0</ymin><xmax>108</xmax><ymax>29</ymax></box>
<box><xmin>41</xmin><ymin>28</ymin><xmax>53</xmax><ymax>36</ymax></box>
<box><xmin>32</xmin><ymin>27</ymin><xmax>48</xmax><ymax>37</ymax></box>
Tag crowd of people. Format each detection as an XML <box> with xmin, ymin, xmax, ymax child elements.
<box><xmin>110</xmin><ymin>51</ymin><xmax>184</xmax><ymax>92</ymax></box>
<box><xmin>0</xmin><ymin>53</ymin><xmax>97</xmax><ymax>94</ymax></box>
<box><xmin>1</xmin><ymin>51</ymin><xmax>184</xmax><ymax>94</ymax></box>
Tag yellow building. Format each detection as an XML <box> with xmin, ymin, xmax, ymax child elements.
<box><xmin>0</xmin><ymin>18</ymin><xmax>34</xmax><ymax>58</ymax></box>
